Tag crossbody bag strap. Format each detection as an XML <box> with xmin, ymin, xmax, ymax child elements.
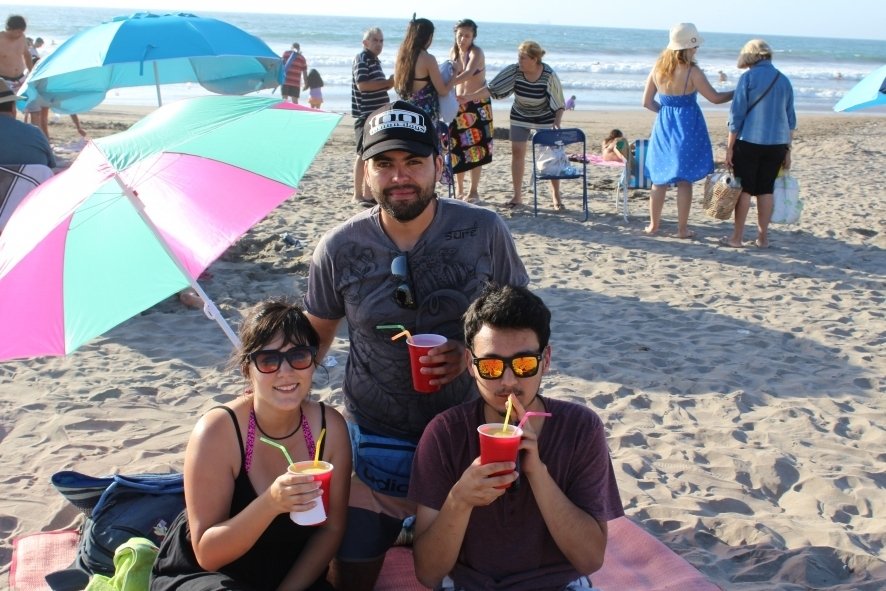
<box><xmin>746</xmin><ymin>72</ymin><xmax>781</xmax><ymax>114</ymax></box>
<box><xmin>737</xmin><ymin>72</ymin><xmax>781</xmax><ymax>138</ymax></box>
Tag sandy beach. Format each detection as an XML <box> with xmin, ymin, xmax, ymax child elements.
<box><xmin>1</xmin><ymin>105</ymin><xmax>884</xmax><ymax>590</ymax></box>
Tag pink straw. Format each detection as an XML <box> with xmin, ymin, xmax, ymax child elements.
<box><xmin>517</xmin><ymin>412</ymin><xmax>552</xmax><ymax>429</ymax></box>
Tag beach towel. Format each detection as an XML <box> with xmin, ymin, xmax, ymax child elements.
<box><xmin>629</xmin><ymin>139</ymin><xmax>652</xmax><ymax>189</ymax></box>
<box><xmin>449</xmin><ymin>98</ymin><xmax>493</xmax><ymax>174</ymax></box>
<box><xmin>0</xmin><ymin>164</ymin><xmax>54</xmax><ymax>233</ymax></box>
<box><xmin>569</xmin><ymin>153</ymin><xmax>626</xmax><ymax>168</ymax></box>
<box><xmin>438</xmin><ymin>61</ymin><xmax>459</xmax><ymax>125</ymax></box>
<box><xmin>83</xmin><ymin>537</ymin><xmax>159</xmax><ymax>591</ymax></box>
<box><xmin>13</xmin><ymin>517</ymin><xmax>718</xmax><ymax>591</ymax></box>
<box><xmin>10</xmin><ymin>530</ymin><xmax>79</xmax><ymax>591</ymax></box>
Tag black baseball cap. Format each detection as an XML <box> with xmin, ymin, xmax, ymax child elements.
<box><xmin>361</xmin><ymin>101</ymin><xmax>438</xmax><ymax>161</ymax></box>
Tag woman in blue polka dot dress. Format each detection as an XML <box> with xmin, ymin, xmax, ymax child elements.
<box><xmin>642</xmin><ymin>23</ymin><xmax>733</xmax><ymax>238</ymax></box>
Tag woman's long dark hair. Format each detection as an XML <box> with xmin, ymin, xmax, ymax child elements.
<box><xmin>394</xmin><ymin>17</ymin><xmax>435</xmax><ymax>98</ymax></box>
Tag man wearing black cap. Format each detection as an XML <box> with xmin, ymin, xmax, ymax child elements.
<box><xmin>303</xmin><ymin>101</ymin><xmax>528</xmax><ymax>590</ymax></box>
<box><xmin>0</xmin><ymin>90</ymin><xmax>55</xmax><ymax>167</ymax></box>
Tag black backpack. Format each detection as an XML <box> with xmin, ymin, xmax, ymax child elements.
<box><xmin>45</xmin><ymin>471</ymin><xmax>185</xmax><ymax>591</ymax></box>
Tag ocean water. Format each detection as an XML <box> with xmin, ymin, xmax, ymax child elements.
<box><xmin>16</xmin><ymin>5</ymin><xmax>886</xmax><ymax>114</ymax></box>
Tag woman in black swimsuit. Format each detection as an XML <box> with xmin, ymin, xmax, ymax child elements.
<box><xmin>394</xmin><ymin>16</ymin><xmax>465</xmax><ymax>121</ymax></box>
<box><xmin>152</xmin><ymin>299</ymin><xmax>351</xmax><ymax>590</ymax></box>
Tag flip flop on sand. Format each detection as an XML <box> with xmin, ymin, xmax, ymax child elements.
<box><xmin>718</xmin><ymin>236</ymin><xmax>744</xmax><ymax>248</ymax></box>
<box><xmin>672</xmin><ymin>230</ymin><xmax>697</xmax><ymax>239</ymax></box>
<box><xmin>755</xmin><ymin>238</ymin><xmax>770</xmax><ymax>249</ymax></box>
<box><xmin>504</xmin><ymin>201</ymin><xmax>523</xmax><ymax>210</ymax></box>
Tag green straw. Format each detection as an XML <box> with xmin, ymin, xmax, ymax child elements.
<box><xmin>377</xmin><ymin>324</ymin><xmax>412</xmax><ymax>341</ymax></box>
<box><xmin>260</xmin><ymin>436</ymin><xmax>293</xmax><ymax>465</ymax></box>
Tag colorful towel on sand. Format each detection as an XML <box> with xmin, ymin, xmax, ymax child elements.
<box><xmin>449</xmin><ymin>98</ymin><xmax>493</xmax><ymax>174</ymax></box>
<box><xmin>10</xmin><ymin>530</ymin><xmax>79</xmax><ymax>591</ymax></box>
<box><xmin>569</xmin><ymin>153</ymin><xmax>626</xmax><ymax>168</ymax></box>
<box><xmin>12</xmin><ymin>517</ymin><xmax>718</xmax><ymax>591</ymax></box>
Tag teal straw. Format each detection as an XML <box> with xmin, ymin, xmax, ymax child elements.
<box><xmin>260</xmin><ymin>436</ymin><xmax>294</xmax><ymax>465</ymax></box>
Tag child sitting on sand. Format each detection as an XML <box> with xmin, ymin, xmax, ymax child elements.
<box><xmin>565</xmin><ymin>95</ymin><xmax>576</xmax><ymax>110</ymax></box>
<box><xmin>303</xmin><ymin>68</ymin><xmax>324</xmax><ymax>109</ymax></box>
<box><xmin>601</xmin><ymin>129</ymin><xmax>629</xmax><ymax>163</ymax></box>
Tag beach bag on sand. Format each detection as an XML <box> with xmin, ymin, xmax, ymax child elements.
<box><xmin>535</xmin><ymin>142</ymin><xmax>570</xmax><ymax>177</ymax></box>
<box><xmin>703</xmin><ymin>170</ymin><xmax>742</xmax><ymax>220</ymax></box>
<box><xmin>45</xmin><ymin>471</ymin><xmax>184</xmax><ymax>591</ymax></box>
<box><xmin>771</xmin><ymin>172</ymin><xmax>803</xmax><ymax>224</ymax></box>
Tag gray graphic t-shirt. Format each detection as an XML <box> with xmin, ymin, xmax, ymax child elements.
<box><xmin>305</xmin><ymin>199</ymin><xmax>528</xmax><ymax>440</ymax></box>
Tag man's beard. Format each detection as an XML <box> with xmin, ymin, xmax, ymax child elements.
<box><xmin>377</xmin><ymin>181</ymin><xmax>436</xmax><ymax>222</ymax></box>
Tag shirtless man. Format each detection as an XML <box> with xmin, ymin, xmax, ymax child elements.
<box><xmin>449</xmin><ymin>19</ymin><xmax>491</xmax><ymax>204</ymax></box>
<box><xmin>0</xmin><ymin>15</ymin><xmax>33</xmax><ymax>96</ymax></box>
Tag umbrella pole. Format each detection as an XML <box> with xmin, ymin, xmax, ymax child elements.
<box><xmin>113</xmin><ymin>175</ymin><xmax>241</xmax><ymax>348</ymax></box>
<box><xmin>153</xmin><ymin>62</ymin><xmax>162</xmax><ymax>106</ymax></box>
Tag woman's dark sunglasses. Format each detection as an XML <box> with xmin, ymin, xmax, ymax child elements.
<box><xmin>471</xmin><ymin>352</ymin><xmax>542</xmax><ymax>380</ymax></box>
<box><xmin>250</xmin><ymin>346</ymin><xmax>317</xmax><ymax>374</ymax></box>
<box><xmin>391</xmin><ymin>254</ymin><xmax>417</xmax><ymax>309</ymax></box>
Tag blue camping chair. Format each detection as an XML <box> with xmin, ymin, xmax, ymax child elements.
<box><xmin>531</xmin><ymin>128</ymin><xmax>588</xmax><ymax>220</ymax></box>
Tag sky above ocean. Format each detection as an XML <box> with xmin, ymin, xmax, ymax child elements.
<box><xmin>19</xmin><ymin>0</ymin><xmax>886</xmax><ymax>40</ymax></box>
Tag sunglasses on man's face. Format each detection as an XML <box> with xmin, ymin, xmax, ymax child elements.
<box><xmin>250</xmin><ymin>346</ymin><xmax>317</xmax><ymax>374</ymax></box>
<box><xmin>391</xmin><ymin>254</ymin><xmax>417</xmax><ymax>309</ymax></box>
<box><xmin>471</xmin><ymin>352</ymin><xmax>543</xmax><ymax>380</ymax></box>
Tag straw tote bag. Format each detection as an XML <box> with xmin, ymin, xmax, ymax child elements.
<box><xmin>702</xmin><ymin>72</ymin><xmax>783</xmax><ymax>220</ymax></box>
<box><xmin>703</xmin><ymin>170</ymin><xmax>742</xmax><ymax>220</ymax></box>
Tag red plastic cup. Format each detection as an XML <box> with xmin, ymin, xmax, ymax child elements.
<box><xmin>407</xmin><ymin>334</ymin><xmax>447</xmax><ymax>393</ymax></box>
<box><xmin>477</xmin><ymin>423</ymin><xmax>523</xmax><ymax>489</ymax></box>
<box><xmin>288</xmin><ymin>460</ymin><xmax>334</xmax><ymax>526</ymax></box>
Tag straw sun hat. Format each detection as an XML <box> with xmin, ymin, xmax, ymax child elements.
<box><xmin>667</xmin><ymin>23</ymin><xmax>704</xmax><ymax>50</ymax></box>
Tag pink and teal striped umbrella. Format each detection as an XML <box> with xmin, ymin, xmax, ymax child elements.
<box><xmin>0</xmin><ymin>95</ymin><xmax>341</xmax><ymax>361</ymax></box>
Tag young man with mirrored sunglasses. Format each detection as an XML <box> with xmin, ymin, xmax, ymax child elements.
<box><xmin>409</xmin><ymin>284</ymin><xmax>624</xmax><ymax>590</ymax></box>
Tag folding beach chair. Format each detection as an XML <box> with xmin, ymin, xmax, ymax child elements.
<box><xmin>531</xmin><ymin>128</ymin><xmax>588</xmax><ymax>220</ymax></box>
<box><xmin>610</xmin><ymin>138</ymin><xmax>652</xmax><ymax>222</ymax></box>
<box><xmin>613</xmin><ymin>157</ymin><xmax>630</xmax><ymax>222</ymax></box>
<box><xmin>583</xmin><ymin>147</ymin><xmax>630</xmax><ymax>222</ymax></box>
